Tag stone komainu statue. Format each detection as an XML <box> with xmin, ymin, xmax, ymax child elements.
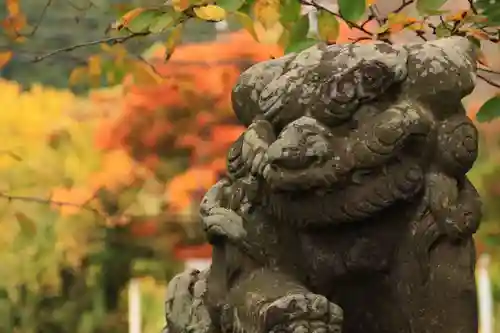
<box><xmin>163</xmin><ymin>37</ymin><xmax>482</xmax><ymax>333</ymax></box>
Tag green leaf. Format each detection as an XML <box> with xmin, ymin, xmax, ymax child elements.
<box><xmin>15</xmin><ymin>212</ymin><xmax>37</xmax><ymax>238</ymax></box>
<box><xmin>338</xmin><ymin>0</ymin><xmax>366</xmax><ymax>22</ymax></box>
<box><xmin>481</xmin><ymin>5</ymin><xmax>500</xmax><ymax>25</ymax></box>
<box><xmin>238</xmin><ymin>0</ymin><xmax>256</xmax><ymax>15</ymax></box>
<box><xmin>148</xmin><ymin>11</ymin><xmax>181</xmax><ymax>33</ymax></box>
<box><xmin>288</xmin><ymin>14</ymin><xmax>310</xmax><ymax>44</ymax></box>
<box><xmin>217</xmin><ymin>0</ymin><xmax>246</xmax><ymax>12</ymax></box>
<box><xmin>476</xmin><ymin>96</ymin><xmax>500</xmax><ymax>123</ymax></box>
<box><xmin>317</xmin><ymin>9</ymin><xmax>339</xmax><ymax>42</ymax></box>
<box><xmin>165</xmin><ymin>24</ymin><xmax>184</xmax><ymax>61</ymax></box>
<box><xmin>435</xmin><ymin>22</ymin><xmax>452</xmax><ymax>38</ymax></box>
<box><xmin>483</xmin><ymin>233</ymin><xmax>500</xmax><ymax>246</ymax></box>
<box><xmin>416</xmin><ymin>0</ymin><xmax>447</xmax><ymax>14</ymax></box>
<box><xmin>232</xmin><ymin>11</ymin><xmax>258</xmax><ymax>40</ymax></box>
<box><xmin>285</xmin><ymin>38</ymin><xmax>317</xmax><ymax>54</ymax></box>
<box><xmin>127</xmin><ymin>9</ymin><xmax>162</xmax><ymax>33</ymax></box>
<box><xmin>280</xmin><ymin>0</ymin><xmax>301</xmax><ymax>26</ymax></box>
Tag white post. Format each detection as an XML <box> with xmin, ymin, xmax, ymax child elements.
<box><xmin>477</xmin><ymin>253</ymin><xmax>494</xmax><ymax>333</ymax></box>
<box><xmin>215</xmin><ymin>20</ymin><xmax>229</xmax><ymax>32</ymax></box>
<box><xmin>128</xmin><ymin>278</ymin><xmax>142</xmax><ymax>333</ymax></box>
<box><xmin>185</xmin><ymin>258</ymin><xmax>212</xmax><ymax>271</ymax></box>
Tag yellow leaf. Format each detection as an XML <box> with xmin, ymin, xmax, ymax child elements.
<box><xmin>112</xmin><ymin>7</ymin><xmax>146</xmax><ymax>30</ymax></box>
<box><xmin>407</xmin><ymin>22</ymin><xmax>425</xmax><ymax>31</ymax></box>
<box><xmin>445</xmin><ymin>10</ymin><xmax>468</xmax><ymax>22</ymax></box>
<box><xmin>254</xmin><ymin>20</ymin><xmax>283</xmax><ymax>44</ymax></box>
<box><xmin>278</xmin><ymin>28</ymin><xmax>290</xmax><ymax>49</ymax></box>
<box><xmin>127</xmin><ymin>59</ymin><xmax>163</xmax><ymax>86</ymax></box>
<box><xmin>193</xmin><ymin>5</ymin><xmax>226</xmax><ymax>21</ymax></box>
<box><xmin>317</xmin><ymin>10</ymin><xmax>339</xmax><ymax>43</ymax></box>
<box><xmin>253</xmin><ymin>0</ymin><xmax>280</xmax><ymax>29</ymax></box>
<box><xmin>0</xmin><ymin>51</ymin><xmax>12</xmax><ymax>69</ymax></box>
<box><xmin>69</xmin><ymin>67</ymin><xmax>88</xmax><ymax>86</ymax></box>
<box><xmin>6</xmin><ymin>0</ymin><xmax>20</xmax><ymax>16</ymax></box>
<box><xmin>88</xmin><ymin>55</ymin><xmax>102</xmax><ymax>76</ymax></box>
<box><xmin>172</xmin><ymin>0</ymin><xmax>190</xmax><ymax>12</ymax></box>
<box><xmin>387</xmin><ymin>12</ymin><xmax>418</xmax><ymax>33</ymax></box>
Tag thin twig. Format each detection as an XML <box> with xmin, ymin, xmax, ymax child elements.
<box><xmin>479</xmin><ymin>67</ymin><xmax>500</xmax><ymax>75</ymax></box>
<box><xmin>468</xmin><ymin>0</ymin><xmax>478</xmax><ymax>14</ymax></box>
<box><xmin>393</xmin><ymin>0</ymin><xmax>415</xmax><ymax>15</ymax></box>
<box><xmin>361</xmin><ymin>16</ymin><xmax>375</xmax><ymax>29</ymax></box>
<box><xmin>65</xmin><ymin>0</ymin><xmax>93</xmax><ymax>11</ymax></box>
<box><xmin>349</xmin><ymin>36</ymin><xmax>374</xmax><ymax>44</ymax></box>
<box><xmin>478</xmin><ymin>74</ymin><xmax>500</xmax><ymax>89</ymax></box>
<box><xmin>0</xmin><ymin>192</ymin><xmax>102</xmax><ymax>215</ymax></box>
<box><xmin>23</xmin><ymin>0</ymin><xmax>53</xmax><ymax>38</ymax></box>
<box><xmin>32</xmin><ymin>32</ymin><xmax>149</xmax><ymax>62</ymax></box>
<box><xmin>368</xmin><ymin>5</ymin><xmax>384</xmax><ymax>26</ymax></box>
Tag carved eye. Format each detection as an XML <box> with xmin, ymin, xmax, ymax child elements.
<box><xmin>331</xmin><ymin>73</ymin><xmax>357</xmax><ymax>104</ymax></box>
<box><xmin>355</xmin><ymin>61</ymin><xmax>393</xmax><ymax>100</ymax></box>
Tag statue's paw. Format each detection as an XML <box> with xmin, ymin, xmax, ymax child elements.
<box><xmin>270</xmin><ymin>319</ymin><xmax>341</xmax><ymax>333</ymax></box>
<box><xmin>241</xmin><ymin>119</ymin><xmax>276</xmax><ymax>175</ymax></box>
<box><xmin>203</xmin><ymin>207</ymin><xmax>246</xmax><ymax>242</ymax></box>
<box><xmin>262</xmin><ymin>293</ymin><xmax>343</xmax><ymax>332</ymax></box>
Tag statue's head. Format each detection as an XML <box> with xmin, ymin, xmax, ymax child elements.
<box><xmin>230</xmin><ymin>37</ymin><xmax>478</xmax><ymax>225</ymax></box>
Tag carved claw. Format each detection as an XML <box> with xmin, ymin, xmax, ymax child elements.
<box><xmin>202</xmin><ymin>207</ymin><xmax>247</xmax><ymax>243</ymax></box>
<box><xmin>241</xmin><ymin>118</ymin><xmax>276</xmax><ymax>175</ymax></box>
<box><xmin>261</xmin><ymin>293</ymin><xmax>343</xmax><ymax>333</ymax></box>
<box><xmin>427</xmin><ymin>174</ymin><xmax>482</xmax><ymax>240</ymax></box>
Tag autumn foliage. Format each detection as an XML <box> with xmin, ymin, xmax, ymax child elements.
<box><xmin>91</xmin><ymin>32</ymin><xmax>281</xmax><ymax>214</ymax></box>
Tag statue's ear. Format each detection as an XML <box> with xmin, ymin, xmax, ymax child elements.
<box><xmin>231</xmin><ymin>52</ymin><xmax>297</xmax><ymax>126</ymax></box>
<box><xmin>403</xmin><ymin>37</ymin><xmax>477</xmax><ymax>104</ymax></box>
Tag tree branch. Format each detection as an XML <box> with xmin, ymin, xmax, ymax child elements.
<box><xmin>393</xmin><ymin>0</ymin><xmax>416</xmax><ymax>16</ymax></box>
<box><xmin>0</xmin><ymin>192</ymin><xmax>102</xmax><ymax>215</ymax></box>
<box><xmin>478</xmin><ymin>74</ymin><xmax>500</xmax><ymax>89</ymax></box>
<box><xmin>25</xmin><ymin>0</ymin><xmax>53</xmax><ymax>38</ymax></box>
<box><xmin>468</xmin><ymin>0</ymin><xmax>478</xmax><ymax>14</ymax></box>
<box><xmin>479</xmin><ymin>67</ymin><xmax>500</xmax><ymax>75</ymax></box>
<box><xmin>32</xmin><ymin>32</ymin><xmax>150</xmax><ymax>62</ymax></box>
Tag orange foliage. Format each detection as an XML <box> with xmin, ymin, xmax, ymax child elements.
<box><xmin>93</xmin><ymin>32</ymin><xmax>284</xmax><ymax>213</ymax></box>
<box><xmin>337</xmin><ymin>20</ymin><xmax>377</xmax><ymax>43</ymax></box>
<box><xmin>89</xmin><ymin>150</ymin><xmax>136</xmax><ymax>190</ymax></box>
<box><xmin>51</xmin><ymin>187</ymin><xmax>94</xmax><ymax>216</ymax></box>
<box><xmin>166</xmin><ymin>166</ymin><xmax>219</xmax><ymax>212</ymax></box>
<box><xmin>130</xmin><ymin>219</ymin><xmax>159</xmax><ymax>238</ymax></box>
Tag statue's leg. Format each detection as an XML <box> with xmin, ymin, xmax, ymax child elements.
<box><xmin>205</xmin><ymin>243</ymin><xmax>343</xmax><ymax>333</ymax></box>
<box><xmin>164</xmin><ymin>268</ymin><xmax>212</xmax><ymax>333</ymax></box>
<box><xmin>391</xmin><ymin>233</ymin><xmax>478</xmax><ymax>333</ymax></box>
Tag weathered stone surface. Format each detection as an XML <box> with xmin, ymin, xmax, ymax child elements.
<box><xmin>164</xmin><ymin>37</ymin><xmax>482</xmax><ymax>333</ymax></box>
